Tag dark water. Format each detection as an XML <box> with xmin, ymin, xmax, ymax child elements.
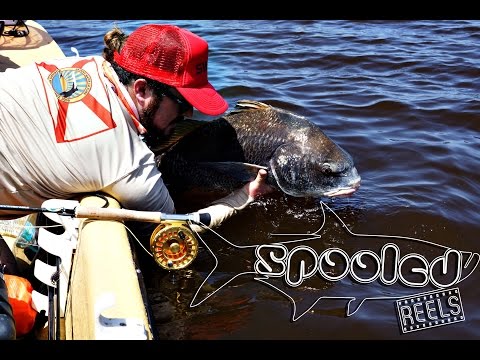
<box><xmin>38</xmin><ymin>20</ymin><xmax>480</xmax><ymax>340</ymax></box>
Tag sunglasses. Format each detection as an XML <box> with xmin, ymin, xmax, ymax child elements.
<box><xmin>162</xmin><ymin>88</ymin><xmax>193</xmax><ymax>115</ymax></box>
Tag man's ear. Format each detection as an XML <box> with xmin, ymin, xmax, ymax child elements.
<box><xmin>133</xmin><ymin>79</ymin><xmax>150</xmax><ymax>107</ymax></box>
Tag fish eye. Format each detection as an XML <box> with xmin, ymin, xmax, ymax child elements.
<box><xmin>321</xmin><ymin>163</ymin><xmax>333</xmax><ymax>175</ymax></box>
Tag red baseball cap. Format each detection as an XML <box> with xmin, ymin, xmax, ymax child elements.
<box><xmin>114</xmin><ymin>24</ymin><xmax>228</xmax><ymax>116</ymax></box>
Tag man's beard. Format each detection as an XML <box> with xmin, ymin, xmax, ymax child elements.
<box><xmin>139</xmin><ymin>96</ymin><xmax>180</xmax><ymax>150</ymax></box>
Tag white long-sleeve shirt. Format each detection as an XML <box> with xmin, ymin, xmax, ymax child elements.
<box><xmin>0</xmin><ymin>55</ymin><xmax>174</xmax><ymax>219</ymax></box>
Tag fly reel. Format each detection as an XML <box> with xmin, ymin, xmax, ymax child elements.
<box><xmin>150</xmin><ymin>221</ymin><xmax>198</xmax><ymax>270</ymax></box>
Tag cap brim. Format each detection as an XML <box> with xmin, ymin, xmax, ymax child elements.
<box><xmin>177</xmin><ymin>83</ymin><xmax>228</xmax><ymax>116</ymax></box>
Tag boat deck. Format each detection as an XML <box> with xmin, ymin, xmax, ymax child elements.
<box><xmin>1</xmin><ymin>20</ymin><xmax>65</xmax><ymax>72</ymax></box>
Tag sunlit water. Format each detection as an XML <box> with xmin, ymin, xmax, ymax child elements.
<box><xmin>39</xmin><ymin>20</ymin><xmax>480</xmax><ymax>340</ymax></box>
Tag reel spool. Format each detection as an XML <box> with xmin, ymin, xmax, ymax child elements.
<box><xmin>150</xmin><ymin>221</ymin><xmax>198</xmax><ymax>270</ymax></box>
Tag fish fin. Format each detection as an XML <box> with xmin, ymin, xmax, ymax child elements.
<box><xmin>149</xmin><ymin>118</ymin><xmax>206</xmax><ymax>153</ymax></box>
<box><xmin>200</xmin><ymin>161</ymin><xmax>268</xmax><ymax>182</ymax></box>
<box><xmin>231</xmin><ymin>100</ymin><xmax>272</xmax><ymax>114</ymax></box>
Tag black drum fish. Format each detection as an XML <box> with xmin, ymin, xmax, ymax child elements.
<box><xmin>151</xmin><ymin>100</ymin><xmax>361</xmax><ymax>209</ymax></box>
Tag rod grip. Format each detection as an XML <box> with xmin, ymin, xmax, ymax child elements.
<box><xmin>75</xmin><ymin>206</ymin><xmax>163</xmax><ymax>223</ymax></box>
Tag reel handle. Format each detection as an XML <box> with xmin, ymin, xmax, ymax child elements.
<box><xmin>75</xmin><ymin>206</ymin><xmax>163</xmax><ymax>223</ymax></box>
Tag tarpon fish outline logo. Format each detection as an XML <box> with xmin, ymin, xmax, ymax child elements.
<box><xmin>188</xmin><ymin>201</ymin><xmax>479</xmax><ymax>322</ymax></box>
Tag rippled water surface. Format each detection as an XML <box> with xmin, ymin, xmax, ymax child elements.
<box><xmin>38</xmin><ymin>20</ymin><xmax>480</xmax><ymax>340</ymax></box>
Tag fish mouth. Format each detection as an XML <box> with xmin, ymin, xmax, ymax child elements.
<box><xmin>324</xmin><ymin>187</ymin><xmax>357</xmax><ymax>197</ymax></box>
<box><xmin>324</xmin><ymin>180</ymin><xmax>361</xmax><ymax>198</ymax></box>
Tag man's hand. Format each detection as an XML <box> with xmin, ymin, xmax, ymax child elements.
<box><xmin>247</xmin><ymin>169</ymin><xmax>276</xmax><ymax>199</ymax></box>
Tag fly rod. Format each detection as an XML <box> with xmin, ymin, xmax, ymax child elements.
<box><xmin>0</xmin><ymin>204</ymin><xmax>212</xmax><ymax>225</ymax></box>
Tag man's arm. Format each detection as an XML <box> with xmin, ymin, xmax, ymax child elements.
<box><xmin>191</xmin><ymin>169</ymin><xmax>274</xmax><ymax>232</ymax></box>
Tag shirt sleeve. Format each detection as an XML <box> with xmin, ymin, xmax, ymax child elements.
<box><xmin>102</xmin><ymin>162</ymin><xmax>175</xmax><ymax>214</ymax></box>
